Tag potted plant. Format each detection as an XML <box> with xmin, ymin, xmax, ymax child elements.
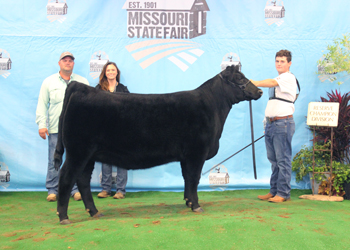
<box><xmin>309</xmin><ymin>33</ymin><xmax>350</xmax><ymax>198</ymax></box>
<box><xmin>292</xmin><ymin>141</ymin><xmax>332</xmax><ymax>194</ymax></box>
<box><xmin>293</xmin><ymin>89</ymin><xmax>350</xmax><ymax>197</ymax></box>
<box><xmin>318</xmin><ymin>161</ymin><xmax>350</xmax><ymax>197</ymax></box>
<box><xmin>312</xmin><ymin>90</ymin><xmax>350</xmax><ymax>198</ymax></box>
<box><xmin>292</xmin><ymin>142</ymin><xmax>350</xmax><ymax>197</ymax></box>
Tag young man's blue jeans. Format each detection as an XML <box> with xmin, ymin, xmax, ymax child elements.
<box><xmin>265</xmin><ymin>117</ymin><xmax>295</xmax><ymax>199</ymax></box>
<box><xmin>47</xmin><ymin>133</ymin><xmax>79</xmax><ymax>196</ymax></box>
<box><xmin>101</xmin><ymin>163</ymin><xmax>127</xmax><ymax>194</ymax></box>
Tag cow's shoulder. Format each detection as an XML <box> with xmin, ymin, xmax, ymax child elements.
<box><xmin>68</xmin><ymin>81</ymin><xmax>95</xmax><ymax>94</ymax></box>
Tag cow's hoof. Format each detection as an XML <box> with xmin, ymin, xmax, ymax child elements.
<box><xmin>186</xmin><ymin>201</ymin><xmax>192</xmax><ymax>208</ymax></box>
<box><xmin>192</xmin><ymin>207</ymin><xmax>204</xmax><ymax>213</ymax></box>
<box><xmin>60</xmin><ymin>219</ymin><xmax>72</xmax><ymax>225</ymax></box>
<box><xmin>92</xmin><ymin>211</ymin><xmax>104</xmax><ymax>218</ymax></box>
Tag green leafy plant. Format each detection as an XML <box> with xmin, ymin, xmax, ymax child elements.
<box><xmin>317</xmin><ymin>33</ymin><xmax>350</xmax><ymax>85</ymax></box>
<box><xmin>292</xmin><ymin>142</ymin><xmax>331</xmax><ymax>183</ymax></box>
<box><xmin>318</xmin><ymin>161</ymin><xmax>350</xmax><ymax>196</ymax></box>
<box><xmin>292</xmin><ymin>142</ymin><xmax>350</xmax><ymax>196</ymax></box>
<box><xmin>311</xmin><ymin>90</ymin><xmax>350</xmax><ymax>164</ymax></box>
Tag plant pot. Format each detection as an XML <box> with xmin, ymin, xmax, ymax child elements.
<box><xmin>343</xmin><ymin>182</ymin><xmax>350</xmax><ymax>200</ymax></box>
<box><xmin>309</xmin><ymin>172</ymin><xmax>331</xmax><ymax>194</ymax></box>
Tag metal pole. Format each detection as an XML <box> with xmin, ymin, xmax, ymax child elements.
<box><xmin>202</xmin><ymin>135</ymin><xmax>265</xmax><ymax>176</ymax></box>
<box><xmin>249</xmin><ymin>101</ymin><xmax>257</xmax><ymax>179</ymax></box>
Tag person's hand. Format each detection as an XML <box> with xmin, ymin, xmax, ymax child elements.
<box><xmin>39</xmin><ymin>128</ymin><xmax>49</xmax><ymax>140</ymax></box>
<box><xmin>250</xmin><ymin>79</ymin><xmax>257</xmax><ymax>85</ymax></box>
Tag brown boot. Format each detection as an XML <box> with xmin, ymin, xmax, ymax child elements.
<box><xmin>113</xmin><ymin>192</ymin><xmax>125</xmax><ymax>199</ymax></box>
<box><xmin>257</xmin><ymin>193</ymin><xmax>274</xmax><ymax>200</ymax></box>
<box><xmin>97</xmin><ymin>190</ymin><xmax>110</xmax><ymax>198</ymax></box>
<box><xmin>47</xmin><ymin>194</ymin><xmax>57</xmax><ymax>202</ymax></box>
<box><xmin>73</xmin><ymin>192</ymin><xmax>82</xmax><ymax>201</ymax></box>
<box><xmin>268</xmin><ymin>195</ymin><xmax>291</xmax><ymax>203</ymax></box>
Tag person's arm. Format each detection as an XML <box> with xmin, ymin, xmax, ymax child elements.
<box><xmin>36</xmin><ymin>81</ymin><xmax>49</xmax><ymax>140</ymax></box>
<box><xmin>72</xmin><ymin>74</ymin><xmax>90</xmax><ymax>86</ymax></box>
<box><xmin>116</xmin><ymin>83</ymin><xmax>130</xmax><ymax>93</ymax></box>
<box><xmin>80</xmin><ymin>76</ymin><xmax>89</xmax><ymax>86</ymax></box>
<box><xmin>82</xmin><ymin>78</ymin><xmax>90</xmax><ymax>86</ymax></box>
<box><xmin>250</xmin><ymin>79</ymin><xmax>278</xmax><ymax>88</ymax></box>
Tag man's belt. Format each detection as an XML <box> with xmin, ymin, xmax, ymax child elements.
<box><xmin>267</xmin><ymin>115</ymin><xmax>293</xmax><ymax>123</ymax></box>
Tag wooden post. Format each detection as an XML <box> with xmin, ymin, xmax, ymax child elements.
<box><xmin>311</xmin><ymin>126</ymin><xmax>334</xmax><ymax>196</ymax></box>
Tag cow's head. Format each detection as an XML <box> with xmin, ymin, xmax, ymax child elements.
<box><xmin>220</xmin><ymin>65</ymin><xmax>263</xmax><ymax>101</ymax></box>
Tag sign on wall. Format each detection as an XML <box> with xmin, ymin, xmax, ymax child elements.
<box><xmin>122</xmin><ymin>0</ymin><xmax>209</xmax><ymax>71</ymax></box>
<box><xmin>307</xmin><ymin>102</ymin><xmax>339</xmax><ymax>127</ymax></box>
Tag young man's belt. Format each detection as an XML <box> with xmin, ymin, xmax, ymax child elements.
<box><xmin>268</xmin><ymin>115</ymin><xmax>293</xmax><ymax>123</ymax></box>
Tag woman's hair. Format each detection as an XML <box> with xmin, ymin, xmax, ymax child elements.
<box><xmin>275</xmin><ymin>50</ymin><xmax>292</xmax><ymax>62</ymax></box>
<box><xmin>98</xmin><ymin>62</ymin><xmax>121</xmax><ymax>91</ymax></box>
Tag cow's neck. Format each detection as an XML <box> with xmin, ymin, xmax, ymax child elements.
<box><xmin>198</xmin><ymin>74</ymin><xmax>234</xmax><ymax>120</ymax></box>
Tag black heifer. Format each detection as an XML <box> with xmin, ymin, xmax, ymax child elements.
<box><xmin>54</xmin><ymin>65</ymin><xmax>262</xmax><ymax>224</ymax></box>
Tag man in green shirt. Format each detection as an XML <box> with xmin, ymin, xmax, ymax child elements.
<box><xmin>36</xmin><ymin>52</ymin><xmax>89</xmax><ymax>202</ymax></box>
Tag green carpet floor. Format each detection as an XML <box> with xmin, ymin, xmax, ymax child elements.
<box><xmin>1</xmin><ymin>189</ymin><xmax>349</xmax><ymax>249</ymax></box>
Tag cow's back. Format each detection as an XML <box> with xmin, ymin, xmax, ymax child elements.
<box><xmin>62</xmin><ymin>83</ymin><xmax>221</xmax><ymax>169</ymax></box>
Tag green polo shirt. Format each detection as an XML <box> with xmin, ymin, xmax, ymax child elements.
<box><xmin>36</xmin><ymin>72</ymin><xmax>89</xmax><ymax>134</ymax></box>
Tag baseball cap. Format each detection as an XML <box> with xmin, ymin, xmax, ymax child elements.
<box><xmin>59</xmin><ymin>51</ymin><xmax>75</xmax><ymax>61</ymax></box>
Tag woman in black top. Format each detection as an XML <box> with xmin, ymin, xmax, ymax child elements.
<box><xmin>96</xmin><ymin>62</ymin><xmax>129</xmax><ymax>199</ymax></box>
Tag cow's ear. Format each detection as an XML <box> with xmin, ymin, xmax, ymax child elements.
<box><xmin>224</xmin><ymin>65</ymin><xmax>233</xmax><ymax>74</ymax></box>
<box><xmin>221</xmin><ymin>67</ymin><xmax>231</xmax><ymax>80</ymax></box>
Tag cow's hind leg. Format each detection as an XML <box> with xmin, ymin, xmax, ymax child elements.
<box><xmin>56</xmin><ymin>157</ymin><xmax>80</xmax><ymax>224</ymax></box>
<box><xmin>76</xmin><ymin>160</ymin><xmax>102</xmax><ymax>219</ymax></box>
<box><xmin>181</xmin><ymin>159</ymin><xmax>205</xmax><ymax>212</ymax></box>
<box><xmin>57</xmin><ymin>153</ymin><xmax>92</xmax><ymax>224</ymax></box>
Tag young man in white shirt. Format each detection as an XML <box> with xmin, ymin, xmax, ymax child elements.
<box><xmin>251</xmin><ymin>50</ymin><xmax>297</xmax><ymax>203</ymax></box>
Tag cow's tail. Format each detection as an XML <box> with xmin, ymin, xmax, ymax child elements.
<box><xmin>53</xmin><ymin>82</ymin><xmax>76</xmax><ymax>171</ymax></box>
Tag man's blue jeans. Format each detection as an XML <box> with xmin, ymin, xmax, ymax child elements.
<box><xmin>47</xmin><ymin>133</ymin><xmax>79</xmax><ymax>196</ymax></box>
<box><xmin>101</xmin><ymin>163</ymin><xmax>128</xmax><ymax>194</ymax></box>
<box><xmin>265</xmin><ymin>117</ymin><xmax>295</xmax><ymax>199</ymax></box>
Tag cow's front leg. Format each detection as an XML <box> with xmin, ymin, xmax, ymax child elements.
<box><xmin>187</xmin><ymin>171</ymin><xmax>204</xmax><ymax>212</ymax></box>
<box><xmin>181</xmin><ymin>159</ymin><xmax>204</xmax><ymax>212</ymax></box>
<box><xmin>181</xmin><ymin>161</ymin><xmax>191</xmax><ymax>208</ymax></box>
<box><xmin>76</xmin><ymin>160</ymin><xmax>102</xmax><ymax>218</ymax></box>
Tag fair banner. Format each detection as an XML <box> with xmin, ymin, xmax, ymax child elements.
<box><xmin>0</xmin><ymin>0</ymin><xmax>350</xmax><ymax>192</ymax></box>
